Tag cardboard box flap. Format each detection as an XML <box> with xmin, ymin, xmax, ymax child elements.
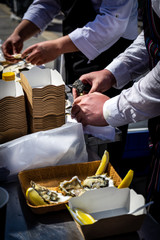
<box><xmin>0</xmin><ymin>80</ymin><xmax>24</xmax><ymax>99</ymax></box>
<box><xmin>20</xmin><ymin>66</ymin><xmax>64</xmax><ymax>88</ymax></box>
<box><xmin>69</xmin><ymin>187</ymin><xmax>146</xmax><ymax>219</ymax></box>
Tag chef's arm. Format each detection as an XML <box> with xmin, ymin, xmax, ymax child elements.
<box><xmin>2</xmin><ymin>20</ymin><xmax>40</xmax><ymax>60</ymax></box>
<box><xmin>106</xmin><ymin>31</ymin><xmax>149</xmax><ymax>89</ymax></box>
<box><xmin>12</xmin><ymin>20</ymin><xmax>40</xmax><ymax>41</ymax></box>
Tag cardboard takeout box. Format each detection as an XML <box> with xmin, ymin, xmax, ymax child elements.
<box><xmin>68</xmin><ymin>187</ymin><xmax>146</xmax><ymax>239</ymax></box>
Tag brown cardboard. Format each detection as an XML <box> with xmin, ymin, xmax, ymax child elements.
<box><xmin>18</xmin><ymin>161</ymin><xmax>122</xmax><ymax>214</ymax></box>
<box><xmin>20</xmin><ymin>67</ymin><xmax>65</xmax><ymax>133</ymax></box>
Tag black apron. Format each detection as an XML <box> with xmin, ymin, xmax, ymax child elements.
<box><xmin>60</xmin><ymin>0</ymin><xmax>133</xmax><ymax>88</ymax></box>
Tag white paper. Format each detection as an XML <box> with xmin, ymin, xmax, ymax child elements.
<box><xmin>0</xmin><ymin>122</ymin><xmax>88</xmax><ymax>179</ymax></box>
<box><xmin>66</xmin><ymin>115</ymin><xmax>116</xmax><ymax>141</ymax></box>
<box><xmin>83</xmin><ymin>125</ymin><xmax>116</xmax><ymax>141</ymax></box>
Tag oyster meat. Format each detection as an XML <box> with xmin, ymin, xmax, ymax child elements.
<box><xmin>82</xmin><ymin>174</ymin><xmax>114</xmax><ymax>189</ymax></box>
<box><xmin>12</xmin><ymin>53</ymin><xmax>22</xmax><ymax>59</ymax></box>
<box><xmin>30</xmin><ymin>181</ymin><xmax>70</xmax><ymax>204</ymax></box>
<box><xmin>59</xmin><ymin>176</ymin><xmax>84</xmax><ymax>197</ymax></box>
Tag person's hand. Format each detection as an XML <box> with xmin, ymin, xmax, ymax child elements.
<box><xmin>2</xmin><ymin>34</ymin><xmax>23</xmax><ymax>63</ymax></box>
<box><xmin>22</xmin><ymin>35</ymin><xmax>79</xmax><ymax>65</ymax></box>
<box><xmin>72</xmin><ymin>69</ymin><xmax>116</xmax><ymax>99</ymax></box>
<box><xmin>2</xmin><ymin>20</ymin><xmax>40</xmax><ymax>63</ymax></box>
<box><xmin>22</xmin><ymin>40</ymin><xmax>58</xmax><ymax>65</ymax></box>
<box><xmin>71</xmin><ymin>92</ymin><xmax>110</xmax><ymax>126</ymax></box>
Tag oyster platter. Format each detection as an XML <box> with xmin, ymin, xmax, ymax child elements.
<box><xmin>18</xmin><ymin>153</ymin><xmax>122</xmax><ymax>214</ymax></box>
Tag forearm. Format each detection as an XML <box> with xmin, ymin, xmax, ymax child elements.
<box><xmin>55</xmin><ymin>35</ymin><xmax>79</xmax><ymax>55</ymax></box>
<box><xmin>103</xmin><ymin>62</ymin><xmax>160</xmax><ymax>127</ymax></box>
<box><xmin>13</xmin><ymin>20</ymin><xmax>40</xmax><ymax>41</ymax></box>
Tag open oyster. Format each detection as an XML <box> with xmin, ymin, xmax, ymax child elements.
<box><xmin>59</xmin><ymin>176</ymin><xmax>84</xmax><ymax>197</ymax></box>
<box><xmin>12</xmin><ymin>53</ymin><xmax>22</xmax><ymax>59</ymax></box>
<box><xmin>30</xmin><ymin>181</ymin><xmax>70</xmax><ymax>204</ymax></box>
<box><xmin>82</xmin><ymin>174</ymin><xmax>113</xmax><ymax>189</ymax></box>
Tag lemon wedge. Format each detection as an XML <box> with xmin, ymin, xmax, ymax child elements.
<box><xmin>66</xmin><ymin>205</ymin><xmax>84</xmax><ymax>225</ymax></box>
<box><xmin>95</xmin><ymin>150</ymin><xmax>109</xmax><ymax>175</ymax></box>
<box><xmin>26</xmin><ymin>187</ymin><xmax>47</xmax><ymax>206</ymax></box>
<box><xmin>74</xmin><ymin>208</ymin><xmax>96</xmax><ymax>225</ymax></box>
<box><xmin>118</xmin><ymin>170</ymin><xmax>134</xmax><ymax>189</ymax></box>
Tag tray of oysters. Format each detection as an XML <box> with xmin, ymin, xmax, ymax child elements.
<box><xmin>18</xmin><ymin>160</ymin><xmax>122</xmax><ymax>214</ymax></box>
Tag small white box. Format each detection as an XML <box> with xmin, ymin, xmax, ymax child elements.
<box><xmin>69</xmin><ymin>187</ymin><xmax>146</xmax><ymax>239</ymax></box>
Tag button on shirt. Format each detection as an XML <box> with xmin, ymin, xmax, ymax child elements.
<box><xmin>103</xmin><ymin>31</ymin><xmax>160</xmax><ymax>127</ymax></box>
<box><xmin>23</xmin><ymin>0</ymin><xmax>138</xmax><ymax>61</ymax></box>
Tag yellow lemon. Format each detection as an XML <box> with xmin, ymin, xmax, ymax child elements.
<box><xmin>26</xmin><ymin>187</ymin><xmax>47</xmax><ymax>206</ymax></box>
<box><xmin>66</xmin><ymin>205</ymin><xmax>83</xmax><ymax>225</ymax></box>
<box><xmin>75</xmin><ymin>208</ymin><xmax>96</xmax><ymax>225</ymax></box>
<box><xmin>118</xmin><ymin>170</ymin><xmax>134</xmax><ymax>189</ymax></box>
<box><xmin>95</xmin><ymin>150</ymin><xmax>109</xmax><ymax>175</ymax></box>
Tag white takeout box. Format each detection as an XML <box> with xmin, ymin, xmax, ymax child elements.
<box><xmin>68</xmin><ymin>187</ymin><xmax>146</xmax><ymax>239</ymax></box>
<box><xmin>20</xmin><ymin>66</ymin><xmax>65</xmax><ymax>88</ymax></box>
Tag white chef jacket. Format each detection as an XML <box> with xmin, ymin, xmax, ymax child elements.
<box><xmin>23</xmin><ymin>0</ymin><xmax>138</xmax><ymax>61</ymax></box>
<box><xmin>103</xmin><ymin>31</ymin><xmax>160</xmax><ymax>127</ymax></box>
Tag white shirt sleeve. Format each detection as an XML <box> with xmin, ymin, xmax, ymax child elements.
<box><xmin>23</xmin><ymin>0</ymin><xmax>138</xmax><ymax>60</ymax></box>
<box><xmin>103</xmin><ymin>51</ymin><xmax>160</xmax><ymax>127</ymax></box>
<box><xmin>23</xmin><ymin>0</ymin><xmax>61</xmax><ymax>31</ymax></box>
<box><xmin>69</xmin><ymin>0</ymin><xmax>138</xmax><ymax>60</ymax></box>
<box><xmin>106</xmin><ymin>31</ymin><xmax>149</xmax><ymax>89</ymax></box>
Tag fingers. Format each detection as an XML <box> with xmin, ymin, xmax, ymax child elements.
<box><xmin>22</xmin><ymin>45</ymin><xmax>48</xmax><ymax>65</ymax></box>
<box><xmin>2</xmin><ymin>43</ymin><xmax>16</xmax><ymax>62</ymax></box>
<box><xmin>22</xmin><ymin>46</ymin><xmax>36</xmax><ymax>63</ymax></box>
<box><xmin>72</xmin><ymin>87</ymin><xmax>78</xmax><ymax>100</ymax></box>
<box><xmin>71</xmin><ymin>104</ymin><xmax>88</xmax><ymax>126</ymax></box>
<box><xmin>71</xmin><ymin>104</ymin><xmax>81</xmax><ymax>118</ymax></box>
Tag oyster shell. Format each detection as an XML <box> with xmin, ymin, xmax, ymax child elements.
<box><xmin>72</xmin><ymin>79</ymin><xmax>91</xmax><ymax>96</ymax></box>
<box><xmin>59</xmin><ymin>176</ymin><xmax>84</xmax><ymax>197</ymax></box>
<box><xmin>82</xmin><ymin>174</ymin><xmax>111</xmax><ymax>189</ymax></box>
<box><xmin>30</xmin><ymin>181</ymin><xmax>71</xmax><ymax>204</ymax></box>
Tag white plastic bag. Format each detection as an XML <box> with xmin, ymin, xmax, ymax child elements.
<box><xmin>0</xmin><ymin>122</ymin><xmax>88</xmax><ymax>180</ymax></box>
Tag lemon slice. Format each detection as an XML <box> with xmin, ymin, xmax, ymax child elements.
<box><xmin>95</xmin><ymin>150</ymin><xmax>109</xmax><ymax>175</ymax></box>
<box><xmin>118</xmin><ymin>170</ymin><xmax>134</xmax><ymax>189</ymax></box>
<box><xmin>26</xmin><ymin>187</ymin><xmax>47</xmax><ymax>206</ymax></box>
<box><xmin>66</xmin><ymin>205</ymin><xmax>83</xmax><ymax>225</ymax></box>
<box><xmin>75</xmin><ymin>208</ymin><xmax>96</xmax><ymax>225</ymax></box>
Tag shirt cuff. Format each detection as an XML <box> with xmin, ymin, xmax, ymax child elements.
<box><xmin>106</xmin><ymin>59</ymin><xmax>131</xmax><ymax>89</ymax></box>
<box><xmin>69</xmin><ymin>30</ymin><xmax>100</xmax><ymax>61</ymax></box>
<box><xmin>103</xmin><ymin>96</ymin><xmax>128</xmax><ymax>127</ymax></box>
